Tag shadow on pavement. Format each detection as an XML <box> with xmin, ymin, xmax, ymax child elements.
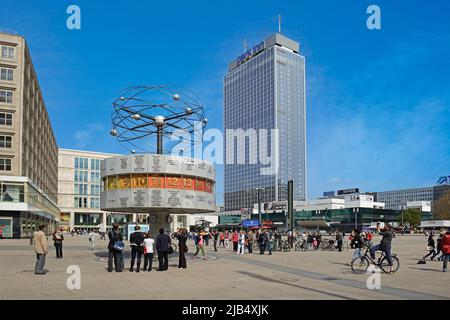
<box><xmin>235</xmin><ymin>270</ymin><xmax>354</xmax><ymax>300</ymax></box>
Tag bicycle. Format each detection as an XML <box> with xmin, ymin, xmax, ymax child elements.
<box><xmin>279</xmin><ymin>240</ymin><xmax>291</xmax><ymax>252</ymax></box>
<box><xmin>351</xmin><ymin>246</ymin><xmax>400</xmax><ymax>274</ymax></box>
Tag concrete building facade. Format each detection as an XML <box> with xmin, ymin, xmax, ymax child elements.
<box><xmin>58</xmin><ymin>148</ymin><xmax>122</xmax><ymax>232</ymax></box>
<box><xmin>0</xmin><ymin>31</ymin><xmax>59</xmax><ymax>238</ymax></box>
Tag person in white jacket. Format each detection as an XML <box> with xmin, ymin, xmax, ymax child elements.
<box><xmin>237</xmin><ymin>230</ymin><xmax>246</xmax><ymax>255</ymax></box>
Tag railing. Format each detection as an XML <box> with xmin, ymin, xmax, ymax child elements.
<box><xmin>0</xmin><ymin>28</ymin><xmax>19</xmax><ymax>36</ymax></box>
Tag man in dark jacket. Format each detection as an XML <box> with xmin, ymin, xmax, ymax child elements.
<box><xmin>336</xmin><ymin>232</ymin><xmax>343</xmax><ymax>252</ymax></box>
<box><xmin>212</xmin><ymin>230</ymin><xmax>219</xmax><ymax>252</ymax></box>
<box><xmin>370</xmin><ymin>225</ymin><xmax>394</xmax><ymax>273</ymax></box>
<box><xmin>129</xmin><ymin>225</ymin><xmax>145</xmax><ymax>272</ymax></box>
<box><xmin>156</xmin><ymin>228</ymin><xmax>171</xmax><ymax>271</ymax></box>
<box><xmin>258</xmin><ymin>230</ymin><xmax>266</xmax><ymax>255</ymax></box>
<box><xmin>107</xmin><ymin>224</ymin><xmax>124</xmax><ymax>272</ymax></box>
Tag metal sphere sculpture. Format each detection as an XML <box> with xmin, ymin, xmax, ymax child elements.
<box><xmin>110</xmin><ymin>86</ymin><xmax>207</xmax><ymax>154</ymax></box>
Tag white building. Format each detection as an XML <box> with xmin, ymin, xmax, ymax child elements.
<box><xmin>254</xmin><ymin>194</ymin><xmax>385</xmax><ymax>212</ymax></box>
<box><xmin>58</xmin><ymin>148</ymin><xmax>122</xmax><ymax>232</ymax></box>
<box><xmin>406</xmin><ymin>201</ymin><xmax>431</xmax><ymax>212</ymax></box>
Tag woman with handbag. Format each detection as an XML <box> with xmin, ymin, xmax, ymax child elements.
<box><xmin>107</xmin><ymin>224</ymin><xmax>124</xmax><ymax>272</ymax></box>
<box><xmin>175</xmin><ymin>228</ymin><xmax>188</xmax><ymax>269</ymax></box>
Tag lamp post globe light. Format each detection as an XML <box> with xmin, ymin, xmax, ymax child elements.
<box><xmin>102</xmin><ymin>85</ymin><xmax>216</xmax><ymax>238</ymax></box>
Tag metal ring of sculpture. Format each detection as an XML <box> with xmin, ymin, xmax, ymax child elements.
<box><xmin>110</xmin><ymin>85</ymin><xmax>207</xmax><ymax>154</ymax></box>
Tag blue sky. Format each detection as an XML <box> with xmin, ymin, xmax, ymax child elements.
<box><xmin>1</xmin><ymin>0</ymin><xmax>449</xmax><ymax>203</ymax></box>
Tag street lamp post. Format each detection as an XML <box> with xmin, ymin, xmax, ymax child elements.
<box><xmin>255</xmin><ymin>188</ymin><xmax>265</xmax><ymax>227</ymax></box>
<box><xmin>316</xmin><ymin>210</ymin><xmax>320</xmax><ymax>232</ymax></box>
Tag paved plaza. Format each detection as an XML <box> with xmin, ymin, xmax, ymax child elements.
<box><xmin>0</xmin><ymin>234</ymin><xmax>448</xmax><ymax>300</ymax></box>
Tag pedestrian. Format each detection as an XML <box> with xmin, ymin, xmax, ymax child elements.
<box><xmin>350</xmin><ymin>229</ymin><xmax>363</xmax><ymax>262</ymax></box>
<box><xmin>433</xmin><ymin>232</ymin><xmax>444</xmax><ymax>261</ymax></box>
<box><xmin>156</xmin><ymin>228</ymin><xmax>171</xmax><ymax>271</ymax></box>
<box><xmin>219</xmin><ymin>231</ymin><xmax>225</xmax><ymax>248</ymax></box>
<box><xmin>52</xmin><ymin>228</ymin><xmax>64</xmax><ymax>258</ymax></box>
<box><xmin>224</xmin><ymin>230</ymin><xmax>230</xmax><ymax>248</ymax></box>
<box><xmin>175</xmin><ymin>228</ymin><xmax>188</xmax><ymax>269</ymax></box>
<box><xmin>129</xmin><ymin>225</ymin><xmax>145</xmax><ymax>272</ymax></box>
<box><xmin>192</xmin><ymin>232</ymin><xmax>200</xmax><ymax>258</ymax></box>
<box><xmin>336</xmin><ymin>231</ymin><xmax>343</xmax><ymax>252</ymax></box>
<box><xmin>422</xmin><ymin>233</ymin><xmax>436</xmax><ymax>261</ymax></box>
<box><xmin>212</xmin><ymin>229</ymin><xmax>218</xmax><ymax>252</ymax></box>
<box><xmin>232</xmin><ymin>230</ymin><xmax>239</xmax><ymax>252</ymax></box>
<box><xmin>107</xmin><ymin>224</ymin><xmax>124</xmax><ymax>272</ymax></box>
<box><xmin>247</xmin><ymin>230</ymin><xmax>254</xmax><ymax>254</ymax></box>
<box><xmin>258</xmin><ymin>229</ymin><xmax>266</xmax><ymax>254</ymax></box>
<box><xmin>237</xmin><ymin>230</ymin><xmax>245</xmax><ymax>255</ymax></box>
<box><xmin>88</xmin><ymin>230</ymin><xmax>96</xmax><ymax>250</ymax></box>
<box><xmin>204</xmin><ymin>231</ymin><xmax>210</xmax><ymax>246</ymax></box>
<box><xmin>143</xmin><ymin>232</ymin><xmax>154</xmax><ymax>272</ymax></box>
<box><xmin>440</xmin><ymin>229</ymin><xmax>450</xmax><ymax>272</ymax></box>
<box><xmin>266</xmin><ymin>231</ymin><xmax>273</xmax><ymax>255</ymax></box>
<box><xmin>33</xmin><ymin>224</ymin><xmax>48</xmax><ymax>275</ymax></box>
<box><xmin>193</xmin><ymin>232</ymin><xmax>206</xmax><ymax>260</ymax></box>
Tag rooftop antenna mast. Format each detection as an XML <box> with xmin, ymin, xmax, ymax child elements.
<box><xmin>278</xmin><ymin>14</ymin><xmax>282</xmax><ymax>34</ymax></box>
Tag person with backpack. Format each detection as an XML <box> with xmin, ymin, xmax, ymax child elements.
<box><xmin>422</xmin><ymin>233</ymin><xmax>436</xmax><ymax>261</ymax></box>
<box><xmin>129</xmin><ymin>225</ymin><xmax>145</xmax><ymax>272</ymax></box>
<box><xmin>107</xmin><ymin>224</ymin><xmax>124</xmax><ymax>272</ymax></box>
<box><xmin>440</xmin><ymin>229</ymin><xmax>450</xmax><ymax>272</ymax></box>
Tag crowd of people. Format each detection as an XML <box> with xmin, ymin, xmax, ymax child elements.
<box><xmin>28</xmin><ymin>223</ymin><xmax>450</xmax><ymax>275</ymax></box>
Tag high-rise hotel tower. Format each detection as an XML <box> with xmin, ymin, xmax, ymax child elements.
<box><xmin>224</xmin><ymin>33</ymin><xmax>306</xmax><ymax>211</ymax></box>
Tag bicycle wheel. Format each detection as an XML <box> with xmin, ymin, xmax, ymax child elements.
<box><xmin>379</xmin><ymin>255</ymin><xmax>400</xmax><ymax>274</ymax></box>
<box><xmin>351</xmin><ymin>256</ymin><xmax>370</xmax><ymax>274</ymax></box>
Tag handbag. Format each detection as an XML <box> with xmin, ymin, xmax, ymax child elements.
<box><xmin>426</xmin><ymin>246</ymin><xmax>433</xmax><ymax>251</ymax></box>
<box><xmin>168</xmin><ymin>245</ymin><xmax>174</xmax><ymax>254</ymax></box>
<box><xmin>110</xmin><ymin>231</ymin><xmax>124</xmax><ymax>252</ymax></box>
<box><xmin>184</xmin><ymin>246</ymin><xmax>188</xmax><ymax>253</ymax></box>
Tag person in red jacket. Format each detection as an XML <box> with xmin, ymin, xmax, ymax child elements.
<box><xmin>441</xmin><ymin>229</ymin><xmax>450</xmax><ymax>272</ymax></box>
<box><xmin>232</xmin><ymin>230</ymin><xmax>239</xmax><ymax>252</ymax></box>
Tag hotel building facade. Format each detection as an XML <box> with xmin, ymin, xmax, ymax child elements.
<box><xmin>224</xmin><ymin>33</ymin><xmax>307</xmax><ymax>211</ymax></box>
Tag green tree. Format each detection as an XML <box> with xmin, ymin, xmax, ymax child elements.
<box><xmin>433</xmin><ymin>191</ymin><xmax>450</xmax><ymax>220</ymax></box>
<box><xmin>399</xmin><ymin>208</ymin><xmax>421</xmax><ymax>227</ymax></box>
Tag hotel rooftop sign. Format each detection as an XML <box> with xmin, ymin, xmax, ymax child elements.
<box><xmin>227</xmin><ymin>33</ymin><xmax>300</xmax><ymax>72</ymax></box>
<box><xmin>236</xmin><ymin>41</ymin><xmax>265</xmax><ymax>67</ymax></box>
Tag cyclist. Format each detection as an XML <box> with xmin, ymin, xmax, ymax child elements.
<box><xmin>370</xmin><ymin>224</ymin><xmax>394</xmax><ymax>274</ymax></box>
